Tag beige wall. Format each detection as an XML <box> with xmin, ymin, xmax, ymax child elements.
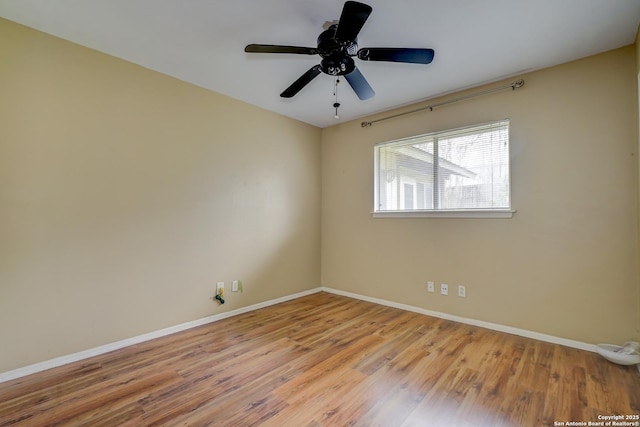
<box><xmin>322</xmin><ymin>46</ymin><xmax>639</xmax><ymax>345</ymax></box>
<box><xmin>0</xmin><ymin>18</ymin><xmax>321</xmax><ymax>373</ymax></box>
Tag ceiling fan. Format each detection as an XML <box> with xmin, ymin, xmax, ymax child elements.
<box><xmin>245</xmin><ymin>1</ymin><xmax>435</xmax><ymax>101</ymax></box>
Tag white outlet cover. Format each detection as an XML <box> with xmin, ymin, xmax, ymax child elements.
<box><xmin>458</xmin><ymin>285</ymin><xmax>466</xmax><ymax>297</ymax></box>
<box><xmin>440</xmin><ymin>284</ymin><xmax>448</xmax><ymax>295</ymax></box>
<box><xmin>427</xmin><ymin>281</ymin><xmax>435</xmax><ymax>292</ymax></box>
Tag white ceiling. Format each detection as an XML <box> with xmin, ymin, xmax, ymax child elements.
<box><xmin>1</xmin><ymin>0</ymin><xmax>639</xmax><ymax>128</ymax></box>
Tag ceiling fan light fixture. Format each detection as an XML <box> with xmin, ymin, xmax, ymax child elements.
<box><xmin>321</xmin><ymin>56</ymin><xmax>355</xmax><ymax>76</ymax></box>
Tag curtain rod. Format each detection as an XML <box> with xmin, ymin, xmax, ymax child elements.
<box><xmin>361</xmin><ymin>79</ymin><xmax>525</xmax><ymax>128</ymax></box>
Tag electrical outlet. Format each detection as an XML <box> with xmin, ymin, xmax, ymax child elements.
<box><xmin>427</xmin><ymin>281</ymin><xmax>435</xmax><ymax>292</ymax></box>
<box><xmin>232</xmin><ymin>280</ymin><xmax>239</xmax><ymax>292</ymax></box>
<box><xmin>440</xmin><ymin>283</ymin><xmax>448</xmax><ymax>296</ymax></box>
<box><xmin>458</xmin><ymin>285</ymin><xmax>466</xmax><ymax>298</ymax></box>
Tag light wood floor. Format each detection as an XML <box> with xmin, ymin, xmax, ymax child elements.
<box><xmin>1</xmin><ymin>292</ymin><xmax>638</xmax><ymax>426</ymax></box>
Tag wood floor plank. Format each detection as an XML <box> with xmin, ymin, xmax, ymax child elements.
<box><xmin>273</xmin><ymin>334</ymin><xmax>385</xmax><ymax>404</ymax></box>
<box><xmin>0</xmin><ymin>292</ymin><xmax>638</xmax><ymax>426</ymax></box>
<box><xmin>140</xmin><ymin>338</ymin><xmax>307</xmax><ymax>426</ymax></box>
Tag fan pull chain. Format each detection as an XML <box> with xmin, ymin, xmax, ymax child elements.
<box><xmin>333</xmin><ymin>77</ymin><xmax>341</xmax><ymax>119</ymax></box>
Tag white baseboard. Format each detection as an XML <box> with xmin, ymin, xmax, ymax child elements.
<box><xmin>0</xmin><ymin>287</ymin><xmax>322</xmax><ymax>384</ymax></box>
<box><xmin>1</xmin><ymin>285</ymin><xmax>603</xmax><ymax>384</ymax></box>
<box><xmin>320</xmin><ymin>287</ymin><xmax>597</xmax><ymax>353</ymax></box>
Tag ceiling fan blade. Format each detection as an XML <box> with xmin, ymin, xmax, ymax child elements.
<box><xmin>344</xmin><ymin>66</ymin><xmax>375</xmax><ymax>100</ymax></box>
<box><xmin>335</xmin><ymin>1</ymin><xmax>373</xmax><ymax>42</ymax></box>
<box><xmin>280</xmin><ymin>65</ymin><xmax>323</xmax><ymax>98</ymax></box>
<box><xmin>358</xmin><ymin>48</ymin><xmax>435</xmax><ymax>64</ymax></box>
<box><xmin>245</xmin><ymin>44</ymin><xmax>318</xmax><ymax>55</ymax></box>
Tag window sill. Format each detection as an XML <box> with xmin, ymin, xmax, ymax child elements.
<box><xmin>371</xmin><ymin>209</ymin><xmax>515</xmax><ymax>219</ymax></box>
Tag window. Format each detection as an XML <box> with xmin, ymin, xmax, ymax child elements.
<box><xmin>374</xmin><ymin>120</ymin><xmax>512</xmax><ymax>218</ymax></box>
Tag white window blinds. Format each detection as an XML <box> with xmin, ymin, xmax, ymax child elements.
<box><xmin>374</xmin><ymin>120</ymin><xmax>510</xmax><ymax>213</ymax></box>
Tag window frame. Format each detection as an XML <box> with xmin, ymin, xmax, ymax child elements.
<box><xmin>372</xmin><ymin>120</ymin><xmax>515</xmax><ymax>218</ymax></box>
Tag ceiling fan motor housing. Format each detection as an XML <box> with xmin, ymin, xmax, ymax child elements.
<box><xmin>317</xmin><ymin>25</ymin><xmax>357</xmax><ymax>76</ymax></box>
